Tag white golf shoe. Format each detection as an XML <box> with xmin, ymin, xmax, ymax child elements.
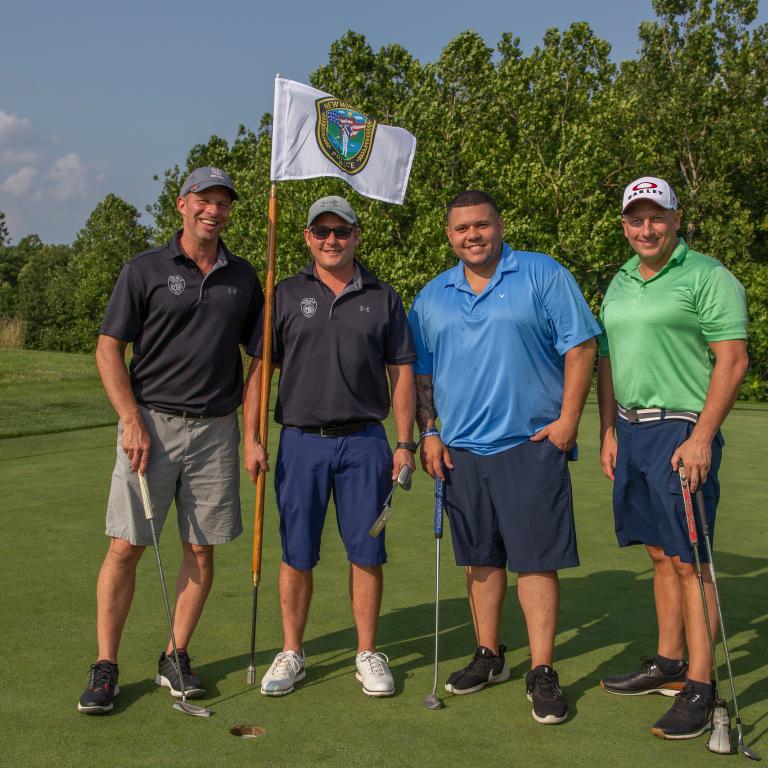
<box><xmin>260</xmin><ymin>650</ymin><xmax>305</xmax><ymax>696</ymax></box>
<box><xmin>355</xmin><ymin>651</ymin><xmax>395</xmax><ymax>697</ymax></box>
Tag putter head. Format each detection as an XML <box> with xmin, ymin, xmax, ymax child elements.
<box><xmin>397</xmin><ymin>464</ymin><xmax>413</xmax><ymax>491</ymax></box>
<box><xmin>423</xmin><ymin>693</ymin><xmax>443</xmax><ymax>710</ymax></box>
<box><xmin>368</xmin><ymin>504</ymin><xmax>393</xmax><ymax>537</ymax></box>
<box><xmin>173</xmin><ymin>701</ymin><xmax>212</xmax><ymax>718</ymax></box>
<box><xmin>246</xmin><ymin>665</ymin><xmax>257</xmax><ymax>686</ymax></box>
<box><xmin>706</xmin><ymin>700</ymin><xmax>732</xmax><ymax>755</ymax></box>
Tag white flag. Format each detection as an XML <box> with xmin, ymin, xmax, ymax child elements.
<box><xmin>270</xmin><ymin>77</ymin><xmax>416</xmax><ymax>205</ymax></box>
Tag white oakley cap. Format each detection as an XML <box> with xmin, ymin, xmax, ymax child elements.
<box><xmin>621</xmin><ymin>176</ymin><xmax>678</xmax><ymax>213</ymax></box>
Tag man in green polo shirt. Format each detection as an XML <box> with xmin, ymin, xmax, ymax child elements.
<box><xmin>596</xmin><ymin>176</ymin><xmax>748</xmax><ymax>740</ymax></box>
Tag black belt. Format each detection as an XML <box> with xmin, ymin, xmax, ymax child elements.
<box><xmin>149</xmin><ymin>407</ymin><xmax>209</xmax><ymax>420</ymax></box>
<box><xmin>286</xmin><ymin>421</ymin><xmax>375</xmax><ymax>437</ymax></box>
<box><xmin>618</xmin><ymin>405</ymin><xmax>698</xmax><ymax>424</ymax></box>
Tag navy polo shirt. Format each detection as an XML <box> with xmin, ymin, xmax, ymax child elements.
<box><xmin>100</xmin><ymin>231</ymin><xmax>263</xmax><ymax>416</ymax></box>
<box><xmin>250</xmin><ymin>261</ymin><xmax>415</xmax><ymax>427</ymax></box>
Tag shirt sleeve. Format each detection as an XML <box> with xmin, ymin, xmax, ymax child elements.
<box><xmin>696</xmin><ymin>266</ymin><xmax>748</xmax><ymax>341</ymax></box>
<box><xmin>538</xmin><ymin>261</ymin><xmax>602</xmax><ymax>356</ymax></box>
<box><xmin>383</xmin><ymin>290</ymin><xmax>416</xmax><ymax>365</ymax></box>
<box><xmin>597</xmin><ymin>310</ymin><xmax>609</xmax><ymax>358</ymax></box>
<box><xmin>407</xmin><ymin>292</ymin><xmax>434</xmax><ymax>375</ymax></box>
<box><xmin>99</xmin><ymin>262</ymin><xmax>146</xmax><ymax>341</ymax></box>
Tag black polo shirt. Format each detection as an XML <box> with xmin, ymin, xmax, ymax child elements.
<box><xmin>100</xmin><ymin>231</ymin><xmax>263</xmax><ymax>416</ymax></box>
<box><xmin>250</xmin><ymin>261</ymin><xmax>414</xmax><ymax>427</ymax></box>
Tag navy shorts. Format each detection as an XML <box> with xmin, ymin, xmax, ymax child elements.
<box><xmin>274</xmin><ymin>423</ymin><xmax>392</xmax><ymax>569</ymax></box>
<box><xmin>444</xmin><ymin>439</ymin><xmax>580</xmax><ymax>572</ymax></box>
<box><xmin>613</xmin><ymin>418</ymin><xmax>723</xmax><ymax>564</ymax></box>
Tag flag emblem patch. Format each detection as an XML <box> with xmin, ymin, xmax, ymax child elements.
<box><xmin>315</xmin><ymin>98</ymin><xmax>378</xmax><ymax>175</ymax></box>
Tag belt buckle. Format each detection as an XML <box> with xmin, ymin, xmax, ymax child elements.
<box><xmin>319</xmin><ymin>426</ymin><xmax>335</xmax><ymax>438</ymax></box>
<box><xmin>623</xmin><ymin>408</ymin><xmax>641</xmax><ymax>424</ymax></box>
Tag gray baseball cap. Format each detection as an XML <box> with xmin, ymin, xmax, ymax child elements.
<box><xmin>180</xmin><ymin>166</ymin><xmax>239</xmax><ymax>201</ymax></box>
<box><xmin>307</xmin><ymin>196</ymin><xmax>357</xmax><ymax>226</ymax></box>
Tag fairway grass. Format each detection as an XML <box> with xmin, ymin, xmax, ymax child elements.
<box><xmin>1</xmin><ymin>394</ymin><xmax>766</xmax><ymax>767</ymax></box>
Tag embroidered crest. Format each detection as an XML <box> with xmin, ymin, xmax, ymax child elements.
<box><xmin>167</xmin><ymin>275</ymin><xmax>185</xmax><ymax>296</ymax></box>
<box><xmin>315</xmin><ymin>98</ymin><xmax>377</xmax><ymax>175</ymax></box>
<box><xmin>300</xmin><ymin>297</ymin><xmax>318</xmax><ymax>318</ymax></box>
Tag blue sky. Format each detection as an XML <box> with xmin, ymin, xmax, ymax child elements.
<box><xmin>2</xmin><ymin>0</ymin><xmax>765</xmax><ymax>244</ymax></box>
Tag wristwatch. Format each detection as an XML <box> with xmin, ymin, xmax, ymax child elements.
<box><xmin>396</xmin><ymin>441</ymin><xmax>418</xmax><ymax>452</ymax></box>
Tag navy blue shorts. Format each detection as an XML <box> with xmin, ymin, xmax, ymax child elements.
<box><xmin>444</xmin><ymin>440</ymin><xmax>579</xmax><ymax>572</ymax></box>
<box><xmin>274</xmin><ymin>423</ymin><xmax>392</xmax><ymax>569</ymax></box>
<box><xmin>613</xmin><ymin>418</ymin><xmax>723</xmax><ymax>564</ymax></box>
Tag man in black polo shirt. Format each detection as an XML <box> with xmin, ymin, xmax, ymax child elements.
<box><xmin>78</xmin><ymin>167</ymin><xmax>263</xmax><ymax>715</ymax></box>
<box><xmin>244</xmin><ymin>195</ymin><xmax>416</xmax><ymax>698</ymax></box>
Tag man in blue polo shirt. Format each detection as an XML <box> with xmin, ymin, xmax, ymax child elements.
<box><xmin>408</xmin><ymin>190</ymin><xmax>600</xmax><ymax>724</ymax></box>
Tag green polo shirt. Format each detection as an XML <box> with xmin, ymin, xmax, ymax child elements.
<box><xmin>599</xmin><ymin>239</ymin><xmax>747</xmax><ymax>412</ymax></box>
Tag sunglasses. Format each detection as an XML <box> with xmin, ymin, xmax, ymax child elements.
<box><xmin>308</xmin><ymin>225</ymin><xmax>356</xmax><ymax>240</ymax></box>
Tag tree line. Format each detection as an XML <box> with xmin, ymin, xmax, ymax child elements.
<box><xmin>1</xmin><ymin>0</ymin><xmax>766</xmax><ymax>399</ymax></box>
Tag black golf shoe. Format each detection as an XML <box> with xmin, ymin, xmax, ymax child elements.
<box><xmin>526</xmin><ymin>665</ymin><xmax>568</xmax><ymax>724</ymax></box>
<box><xmin>444</xmin><ymin>644</ymin><xmax>510</xmax><ymax>695</ymax></box>
<box><xmin>155</xmin><ymin>650</ymin><xmax>205</xmax><ymax>698</ymax></box>
<box><xmin>600</xmin><ymin>656</ymin><xmax>687</xmax><ymax>696</ymax></box>
<box><xmin>78</xmin><ymin>660</ymin><xmax>119</xmax><ymax>714</ymax></box>
<box><xmin>651</xmin><ymin>681</ymin><xmax>714</xmax><ymax>739</ymax></box>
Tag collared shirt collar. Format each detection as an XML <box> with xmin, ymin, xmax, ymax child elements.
<box><xmin>445</xmin><ymin>242</ymin><xmax>519</xmax><ymax>291</ymax></box>
<box><xmin>169</xmin><ymin>230</ymin><xmax>229</xmax><ymax>265</ymax></box>
<box><xmin>300</xmin><ymin>259</ymin><xmax>378</xmax><ymax>288</ymax></box>
<box><xmin>619</xmin><ymin>238</ymin><xmax>688</xmax><ymax>281</ymax></box>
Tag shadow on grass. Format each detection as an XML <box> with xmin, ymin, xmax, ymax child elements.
<box><xmin>192</xmin><ymin>553</ymin><xmax>765</xmax><ymax>730</ymax></box>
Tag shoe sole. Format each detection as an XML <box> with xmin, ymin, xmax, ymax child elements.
<box><xmin>526</xmin><ymin>692</ymin><xmax>567</xmax><ymax>724</ymax></box>
<box><xmin>77</xmin><ymin>686</ymin><xmax>120</xmax><ymax>714</ymax></box>
<box><xmin>155</xmin><ymin>675</ymin><xmax>205</xmax><ymax>698</ymax></box>
<box><xmin>444</xmin><ymin>665</ymin><xmax>511</xmax><ymax>695</ymax></box>
<box><xmin>355</xmin><ymin>672</ymin><xmax>394</xmax><ymax>697</ymax></box>
<box><xmin>600</xmin><ymin>680</ymin><xmax>684</xmax><ymax>697</ymax></box>
<box><xmin>261</xmin><ymin>669</ymin><xmax>306</xmax><ymax>696</ymax></box>
<box><xmin>650</xmin><ymin>723</ymin><xmax>711</xmax><ymax>740</ymax></box>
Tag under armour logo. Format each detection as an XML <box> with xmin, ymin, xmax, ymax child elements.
<box><xmin>499</xmin><ymin>293</ymin><xmax>505</xmax><ymax>298</ymax></box>
<box><xmin>360</xmin><ymin>305</ymin><xmax>370</xmax><ymax>312</ymax></box>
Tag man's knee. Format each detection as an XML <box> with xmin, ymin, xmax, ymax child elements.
<box><xmin>105</xmin><ymin>537</ymin><xmax>145</xmax><ymax>568</ymax></box>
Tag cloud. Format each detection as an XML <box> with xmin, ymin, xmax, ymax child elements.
<box><xmin>0</xmin><ymin>165</ymin><xmax>38</xmax><ymax>196</ymax></box>
<box><xmin>0</xmin><ymin>111</ymin><xmax>32</xmax><ymax>147</ymax></box>
<box><xmin>0</xmin><ymin>110</ymin><xmax>102</xmax><ymax>202</ymax></box>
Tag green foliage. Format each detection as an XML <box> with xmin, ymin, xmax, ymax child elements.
<box><xmin>7</xmin><ymin>0</ymin><xmax>768</xmax><ymax>397</ymax></box>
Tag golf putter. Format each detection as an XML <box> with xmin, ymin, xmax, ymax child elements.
<box><xmin>424</xmin><ymin>476</ymin><xmax>445</xmax><ymax>710</ymax></box>
<box><xmin>693</xmin><ymin>485</ymin><xmax>761</xmax><ymax>761</ymax></box>
<box><xmin>678</xmin><ymin>463</ymin><xmax>731</xmax><ymax>754</ymax></box>
<box><xmin>138</xmin><ymin>473</ymin><xmax>212</xmax><ymax>718</ymax></box>
<box><xmin>368</xmin><ymin>464</ymin><xmax>413</xmax><ymax>537</ymax></box>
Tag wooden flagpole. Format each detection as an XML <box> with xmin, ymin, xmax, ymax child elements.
<box><xmin>246</xmin><ymin>181</ymin><xmax>278</xmax><ymax>685</ymax></box>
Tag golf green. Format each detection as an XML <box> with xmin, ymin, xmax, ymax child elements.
<box><xmin>1</xmin><ymin>352</ymin><xmax>765</xmax><ymax>767</ymax></box>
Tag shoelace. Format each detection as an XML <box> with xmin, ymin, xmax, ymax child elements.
<box><xmin>358</xmin><ymin>651</ymin><xmax>389</xmax><ymax>675</ymax></box>
<box><xmin>174</xmin><ymin>651</ymin><xmax>194</xmax><ymax>676</ymax></box>
<box><xmin>88</xmin><ymin>661</ymin><xmax>116</xmax><ymax>689</ymax></box>
<box><xmin>669</xmin><ymin>686</ymin><xmax>700</xmax><ymax>713</ymax></box>
<box><xmin>638</xmin><ymin>656</ymin><xmax>657</xmax><ymax>673</ymax></box>
<box><xmin>464</xmin><ymin>648</ymin><xmax>496</xmax><ymax>676</ymax></box>
<box><xmin>529</xmin><ymin>669</ymin><xmax>562</xmax><ymax>699</ymax></box>
<box><xmin>270</xmin><ymin>652</ymin><xmax>302</xmax><ymax>675</ymax></box>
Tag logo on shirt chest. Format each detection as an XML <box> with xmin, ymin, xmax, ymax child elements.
<box><xmin>300</xmin><ymin>297</ymin><xmax>318</xmax><ymax>318</ymax></box>
<box><xmin>167</xmin><ymin>275</ymin><xmax>185</xmax><ymax>296</ymax></box>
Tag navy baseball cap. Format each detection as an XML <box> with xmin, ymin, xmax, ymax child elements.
<box><xmin>179</xmin><ymin>167</ymin><xmax>239</xmax><ymax>201</ymax></box>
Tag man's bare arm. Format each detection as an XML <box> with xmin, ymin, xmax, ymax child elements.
<box><xmin>95</xmin><ymin>334</ymin><xmax>150</xmax><ymax>474</ymax></box>
<box><xmin>415</xmin><ymin>373</ymin><xmax>452</xmax><ymax>479</ymax></box>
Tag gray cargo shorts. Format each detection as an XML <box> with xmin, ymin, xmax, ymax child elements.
<box><xmin>105</xmin><ymin>407</ymin><xmax>243</xmax><ymax>546</ymax></box>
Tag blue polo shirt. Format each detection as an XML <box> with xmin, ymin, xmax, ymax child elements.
<box><xmin>408</xmin><ymin>244</ymin><xmax>601</xmax><ymax>454</ymax></box>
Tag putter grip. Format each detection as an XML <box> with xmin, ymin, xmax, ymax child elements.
<box><xmin>677</xmin><ymin>464</ymin><xmax>698</xmax><ymax>545</ymax></box>
<box><xmin>694</xmin><ymin>489</ymin><xmax>711</xmax><ymax>537</ymax></box>
<box><xmin>433</xmin><ymin>477</ymin><xmax>444</xmax><ymax>539</ymax></box>
<box><xmin>138</xmin><ymin>473</ymin><xmax>155</xmax><ymax>521</ymax></box>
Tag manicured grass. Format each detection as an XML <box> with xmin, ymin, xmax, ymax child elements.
<box><xmin>0</xmin><ymin>348</ymin><xmax>114</xmax><ymax>437</ymax></box>
<box><xmin>1</xmin><ymin>361</ymin><xmax>766</xmax><ymax>767</ymax></box>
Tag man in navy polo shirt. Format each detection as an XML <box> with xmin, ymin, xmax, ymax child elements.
<box><xmin>244</xmin><ymin>196</ymin><xmax>416</xmax><ymax>698</ymax></box>
<box><xmin>408</xmin><ymin>190</ymin><xmax>600</xmax><ymax>724</ymax></box>
<box><xmin>78</xmin><ymin>167</ymin><xmax>263</xmax><ymax>715</ymax></box>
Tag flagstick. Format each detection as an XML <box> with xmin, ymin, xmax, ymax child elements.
<box><xmin>247</xmin><ymin>182</ymin><xmax>278</xmax><ymax>686</ymax></box>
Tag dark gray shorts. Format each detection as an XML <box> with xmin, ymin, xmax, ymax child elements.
<box><xmin>445</xmin><ymin>439</ymin><xmax>580</xmax><ymax>572</ymax></box>
<box><xmin>105</xmin><ymin>407</ymin><xmax>242</xmax><ymax>546</ymax></box>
